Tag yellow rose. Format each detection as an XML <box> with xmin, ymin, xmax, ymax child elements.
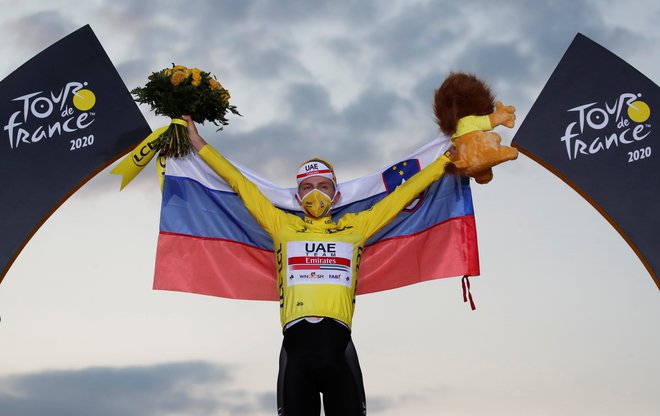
<box><xmin>163</xmin><ymin>68</ymin><xmax>173</xmax><ymax>76</ymax></box>
<box><xmin>170</xmin><ymin>71</ymin><xmax>188</xmax><ymax>86</ymax></box>
<box><xmin>191</xmin><ymin>73</ymin><xmax>202</xmax><ymax>87</ymax></box>
<box><xmin>173</xmin><ymin>65</ymin><xmax>188</xmax><ymax>71</ymax></box>
<box><xmin>209</xmin><ymin>79</ymin><xmax>221</xmax><ymax>90</ymax></box>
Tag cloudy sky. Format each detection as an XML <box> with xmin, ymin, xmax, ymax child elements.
<box><xmin>1</xmin><ymin>1</ymin><xmax>659</xmax><ymax>415</ymax></box>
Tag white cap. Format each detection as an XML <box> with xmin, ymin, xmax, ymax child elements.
<box><xmin>296</xmin><ymin>158</ymin><xmax>337</xmax><ymax>186</ymax></box>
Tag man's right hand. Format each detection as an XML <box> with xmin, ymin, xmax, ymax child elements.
<box><xmin>182</xmin><ymin>115</ymin><xmax>207</xmax><ymax>151</ymax></box>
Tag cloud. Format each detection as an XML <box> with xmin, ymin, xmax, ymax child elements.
<box><xmin>452</xmin><ymin>42</ymin><xmax>531</xmax><ymax>85</ymax></box>
<box><xmin>367</xmin><ymin>1</ymin><xmax>463</xmax><ymax>68</ymax></box>
<box><xmin>250</xmin><ymin>0</ymin><xmax>380</xmax><ymax>25</ymax></box>
<box><xmin>287</xmin><ymin>82</ymin><xmax>335</xmax><ymax>120</ymax></box>
<box><xmin>0</xmin><ymin>361</ymin><xmax>439</xmax><ymax>416</ymax></box>
<box><xmin>116</xmin><ymin>59</ymin><xmax>155</xmax><ymax>91</ymax></box>
<box><xmin>12</xmin><ymin>0</ymin><xmax>655</xmax><ymax>193</ymax></box>
<box><xmin>235</xmin><ymin>48</ymin><xmax>311</xmax><ymax>80</ymax></box>
<box><xmin>191</xmin><ymin>80</ymin><xmax>419</xmax><ymax>184</ymax></box>
<box><xmin>400</xmin><ymin>0</ymin><xmax>655</xmax><ymax>118</ymax></box>
<box><xmin>0</xmin><ymin>361</ymin><xmax>275</xmax><ymax>416</ymax></box>
<box><xmin>7</xmin><ymin>10</ymin><xmax>76</xmax><ymax>51</ymax></box>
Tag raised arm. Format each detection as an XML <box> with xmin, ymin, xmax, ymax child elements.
<box><xmin>182</xmin><ymin>116</ymin><xmax>287</xmax><ymax>235</ymax></box>
<box><xmin>350</xmin><ymin>153</ymin><xmax>452</xmax><ymax>239</ymax></box>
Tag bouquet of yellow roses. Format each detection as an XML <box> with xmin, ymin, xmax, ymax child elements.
<box><xmin>131</xmin><ymin>64</ymin><xmax>240</xmax><ymax>158</ymax></box>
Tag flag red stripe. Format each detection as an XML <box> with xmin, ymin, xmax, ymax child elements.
<box><xmin>357</xmin><ymin>215</ymin><xmax>480</xmax><ymax>294</ymax></box>
<box><xmin>153</xmin><ymin>215</ymin><xmax>478</xmax><ymax>300</ymax></box>
<box><xmin>154</xmin><ymin>233</ymin><xmax>277</xmax><ymax>301</ymax></box>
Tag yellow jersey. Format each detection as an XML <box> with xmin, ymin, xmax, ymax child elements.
<box><xmin>198</xmin><ymin>145</ymin><xmax>451</xmax><ymax>329</ymax></box>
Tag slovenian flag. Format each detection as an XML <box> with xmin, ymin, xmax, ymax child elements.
<box><xmin>154</xmin><ymin>135</ymin><xmax>480</xmax><ymax>300</ymax></box>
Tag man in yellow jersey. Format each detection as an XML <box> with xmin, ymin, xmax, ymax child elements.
<box><xmin>182</xmin><ymin>115</ymin><xmax>453</xmax><ymax>415</ymax></box>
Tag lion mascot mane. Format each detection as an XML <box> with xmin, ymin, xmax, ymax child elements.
<box><xmin>434</xmin><ymin>72</ymin><xmax>518</xmax><ymax>184</ymax></box>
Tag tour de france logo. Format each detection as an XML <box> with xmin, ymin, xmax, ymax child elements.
<box><xmin>3</xmin><ymin>81</ymin><xmax>97</xmax><ymax>151</ymax></box>
<box><xmin>560</xmin><ymin>92</ymin><xmax>652</xmax><ymax>163</ymax></box>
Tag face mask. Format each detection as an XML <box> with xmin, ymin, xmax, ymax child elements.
<box><xmin>299</xmin><ymin>189</ymin><xmax>334</xmax><ymax>218</ymax></box>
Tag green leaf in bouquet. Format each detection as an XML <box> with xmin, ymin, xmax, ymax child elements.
<box><xmin>131</xmin><ymin>64</ymin><xmax>241</xmax><ymax>158</ymax></box>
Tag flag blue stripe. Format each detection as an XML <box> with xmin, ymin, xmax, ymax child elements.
<box><xmin>160</xmin><ymin>176</ymin><xmax>274</xmax><ymax>249</ymax></box>
<box><xmin>160</xmin><ymin>173</ymin><xmax>474</xmax><ymax>249</ymax></box>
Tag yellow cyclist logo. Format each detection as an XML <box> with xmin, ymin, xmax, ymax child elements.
<box><xmin>72</xmin><ymin>88</ymin><xmax>97</xmax><ymax>111</ymax></box>
<box><xmin>627</xmin><ymin>100</ymin><xmax>651</xmax><ymax>123</ymax></box>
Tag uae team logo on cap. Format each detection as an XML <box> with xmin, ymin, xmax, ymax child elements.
<box><xmin>296</xmin><ymin>158</ymin><xmax>337</xmax><ymax>186</ymax></box>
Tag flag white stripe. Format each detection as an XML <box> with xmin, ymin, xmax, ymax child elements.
<box><xmin>165</xmin><ymin>136</ymin><xmax>452</xmax><ymax>212</ymax></box>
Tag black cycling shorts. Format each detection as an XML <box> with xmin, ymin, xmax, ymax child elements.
<box><xmin>277</xmin><ymin>318</ymin><xmax>367</xmax><ymax>416</ymax></box>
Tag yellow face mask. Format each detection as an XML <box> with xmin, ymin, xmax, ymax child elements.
<box><xmin>299</xmin><ymin>189</ymin><xmax>334</xmax><ymax>218</ymax></box>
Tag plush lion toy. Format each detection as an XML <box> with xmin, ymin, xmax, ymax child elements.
<box><xmin>434</xmin><ymin>72</ymin><xmax>518</xmax><ymax>184</ymax></box>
